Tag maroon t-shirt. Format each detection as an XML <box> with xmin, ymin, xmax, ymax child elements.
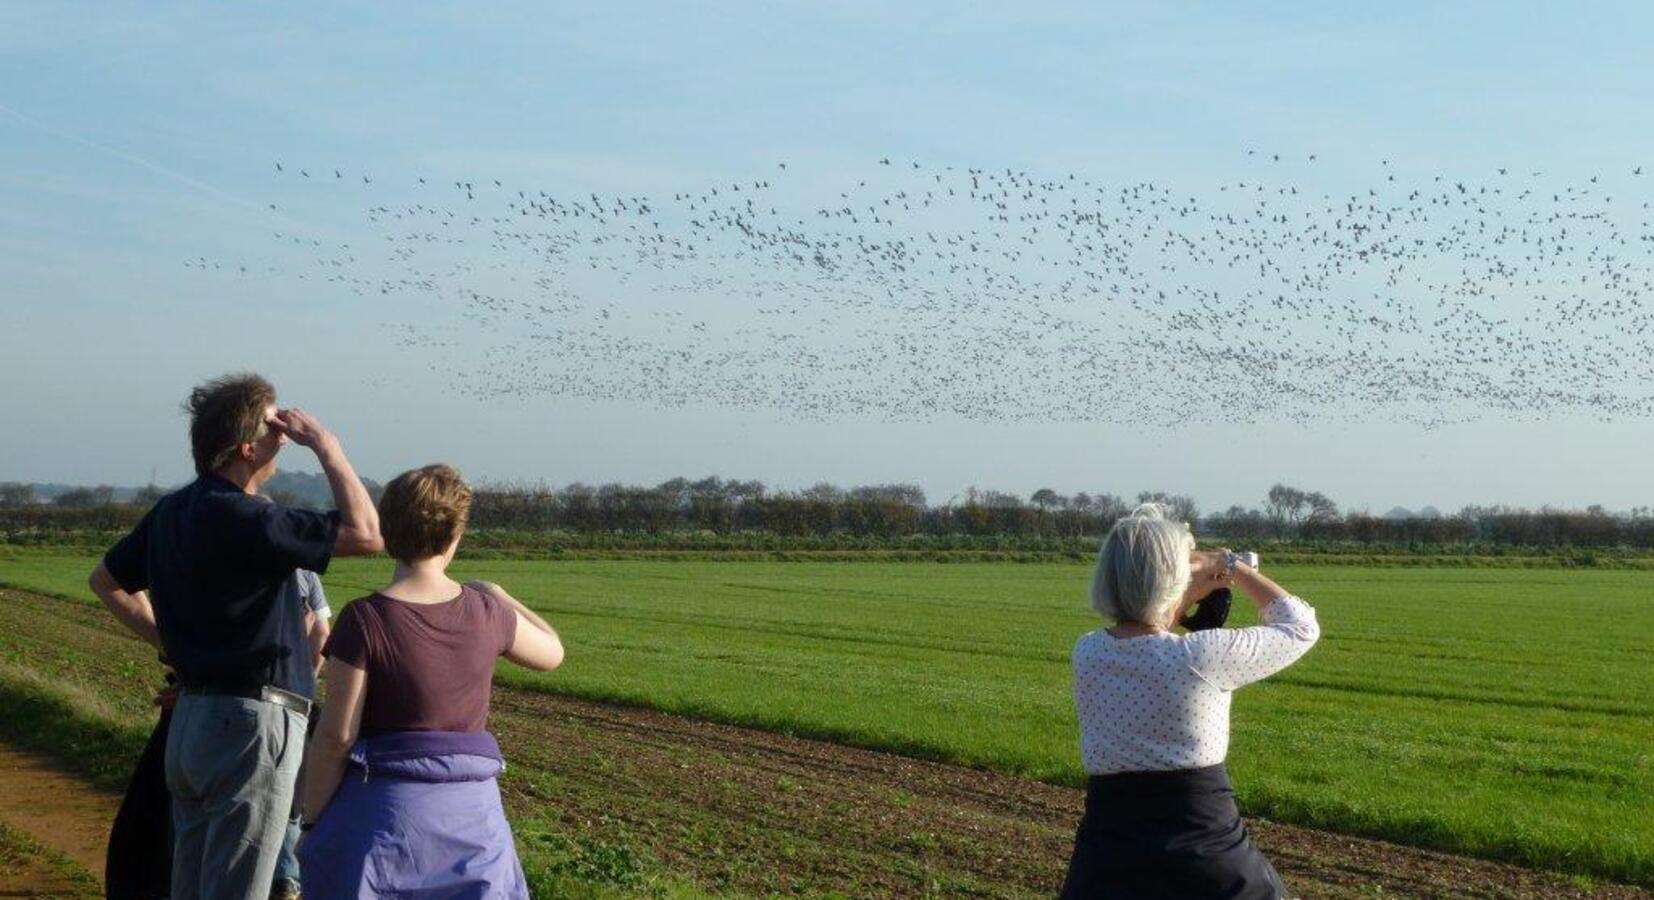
<box><xmin>324</xmin><ymin>584</ymin><xmax>518</xmax><ymax>736</ymax></box>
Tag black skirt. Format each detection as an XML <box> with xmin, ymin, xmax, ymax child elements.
<box><xmin>1059</xmin><ymin>764</ymin><xmax>1287</xmax><ymax>900</ymax></box>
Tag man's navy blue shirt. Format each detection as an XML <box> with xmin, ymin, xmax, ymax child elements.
<box><xmin>103</xmin><ymin>473</ymin><xmax>341</xmax><ymax>699</ymax></box>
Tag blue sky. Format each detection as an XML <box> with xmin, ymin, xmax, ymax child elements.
<box><xmin>4</xmin><ymin>2</ymin><xmax>1653</xmax><ymax>513</ymax></box>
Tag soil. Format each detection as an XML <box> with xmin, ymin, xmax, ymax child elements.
<box><xmin>488</xmin><ymin>689</ymin><xmax>1653</xmax><ymax>899</ymax></box>
<box><xmin>0</xmin><ymin>747</ymin><xmax>112</xmax><ymax>897</ymax></box>
<box><xmin>0</xmin><ymin>843</ymin><xmax>97</xmax><ymax>899</ymax></box>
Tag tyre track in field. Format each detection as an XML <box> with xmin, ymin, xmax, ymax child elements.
<box><xmin>0</xmin><ymin>587</ymin><xmax>1647</xmax><ymax>899</ymax></box>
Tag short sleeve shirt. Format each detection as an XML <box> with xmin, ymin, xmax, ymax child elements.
<box><xmin>102</xmin><ymin>474</ymin><xmax>340</xmax><ymax>698</ymax></box>
<box><xmin>279</xmin><ymin>569</ymin><xmax>330</xmax><ymax>620</ymax></box>
<box><xmin>324</xmin><ymin>584</ymin><xmax>519</xmax><ymax>737</ymax></box>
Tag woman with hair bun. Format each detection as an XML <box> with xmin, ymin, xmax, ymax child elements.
<box><xmin>297</xmin><ymin>464</ymin><xmax>565</xmax><ymax>899</ymax></box>
<box><xmin>1061</xmin><ymin>504</ymin><xmax>1319</xmax><ymax>899</ymax></box>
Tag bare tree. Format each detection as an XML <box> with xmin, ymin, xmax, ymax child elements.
<box><xmin>0</xmin><ymin>482</ymin><xmax>36</xmax><ymax>507</ymax></box>
<box><xmin>1266</xmin><ymin>484</ymin><xmax>1309</xmax><ymax>533</ymax></box>
<box><xmin>1304</xmin><ymin>490</ymin><xmax>1340</xmax><ymax>524</ymax></box>
<box><xmin>1087</xmin><ymin>492</ymin><xmax>1129</xmax><ymax>522</ymax></box>
<box><xmin>656</xmin><ymin>477</ymin><xmax>692</xmax><ymax>510</ymax></box>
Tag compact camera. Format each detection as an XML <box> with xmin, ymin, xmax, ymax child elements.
<box><xmin>1183</xmin><ymin>552</ymin><xmax>1258</xmax><ymax>632</ymax></box>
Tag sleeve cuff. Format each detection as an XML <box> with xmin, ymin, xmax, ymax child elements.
<box><xmin>305</xmin><ymin>511</ymin><xmax>343</xmax><ymax>575</ymax></box>
<box><xmin>101</xmin><ymin>554</ymin><xmax>145</xmax><ymax>593</ymax></box>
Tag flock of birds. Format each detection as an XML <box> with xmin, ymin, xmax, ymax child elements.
<box><xmin>189</xmin><ymin>152</ymin><xmax>1654</xmax><ymax>426</ymax></box>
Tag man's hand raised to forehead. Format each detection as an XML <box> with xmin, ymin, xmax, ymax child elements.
<box><xmin>265</xmin><ymin>407</ymin><xmax>383</xmax><ymax>555</ymax></box>
<box><xmin>267</xmin><ymin>408</ymin><xmax>338</xmax><ymax>453</ymax></box>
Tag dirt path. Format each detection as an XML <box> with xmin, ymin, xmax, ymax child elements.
<box><xmin>0</xmin><ymin>746</ymin><xmax>112</xmax><ymax>896</ymax></box>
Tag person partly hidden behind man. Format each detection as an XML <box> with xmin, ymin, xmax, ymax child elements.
<box><xmin>105</xmin><ymin>564</ymin><xmax>333</xmax><ymax>900</ymax></box>
<box><xmin>272</xmin><ymin>564</ymin><xmax>332</xmax><ymax>898</ymax></box>
<box><xmin>90</xmin><ymin>372</ymin><xmax>382</xmax><ymax>899</ymax></box>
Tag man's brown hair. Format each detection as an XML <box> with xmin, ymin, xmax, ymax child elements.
<box><xmin>379</xmin><ymin>464</ymin><xmax>472</xmax><ymax>563</ymax></box>
<box><xmin>185</xmin><ymin>373</ymin><xmax>277</xmax><ymax>476</ymax></box>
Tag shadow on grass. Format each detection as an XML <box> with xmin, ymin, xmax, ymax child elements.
<box><xmin>0</xmin><ymin>674</ymin><xmax>150</xmax><ymax>793</ymax></box>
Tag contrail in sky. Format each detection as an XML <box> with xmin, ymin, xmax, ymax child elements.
<box><xmin>0</xmin><ymin>99</ymin><xmax>268</xmax><ymax>214</ymax></box>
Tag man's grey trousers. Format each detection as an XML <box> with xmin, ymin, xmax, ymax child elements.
<box><xmin>165</xmin><ymin>693</ymin><xmax>307</xmax><ymax>900</ymax></box>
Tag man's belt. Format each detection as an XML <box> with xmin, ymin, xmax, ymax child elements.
<box><xmin>179</xmin><ymin>683</ymin><xmax>312</xmax><ymax>717</ymax></box>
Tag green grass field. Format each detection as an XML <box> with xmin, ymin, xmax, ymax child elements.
<box><xmin>2</xmin><ymin>549</ymin><xmax>1650</xmax><ymax>885</ymax></box>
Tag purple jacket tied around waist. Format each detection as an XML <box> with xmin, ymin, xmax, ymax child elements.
<box><xmin>298</xmin><ymin>731</ymin><xmax>528</xmax><ymax>899</ymax></box>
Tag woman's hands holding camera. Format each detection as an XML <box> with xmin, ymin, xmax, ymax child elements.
<box><xmin>1189</xmin><ymin>549</ymin><xmax>1234</xmax><ymax>586</ymax></box>
<box><xmin>1176</xmin><ymin>548</ymin><xmax>1293</xmax><ymax>631</ymax></box>
<box><xmin>1196</xmin><ymin>548</ymin><xmax>1291</xmax><ymax>613</ymax></box>
<box><xmin>1178</xmin><ymin>549</ymin><xmax>1235</xmax><ymax>631</ymax></box>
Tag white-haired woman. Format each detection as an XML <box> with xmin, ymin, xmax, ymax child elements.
<box><xmin>1060</xmin><ymin>504</ymin><xmax>1319</xmax><ymax>899</ymax></box>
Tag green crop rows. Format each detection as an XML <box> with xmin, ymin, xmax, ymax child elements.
<box><xmin>2</xmin><ymin>550</ymin><xmax>1649</xmax><ymax>885</ymax></box>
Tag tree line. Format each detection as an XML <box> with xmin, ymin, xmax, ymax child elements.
<box><xmin>462</xmin><ymin>478</ymin><xmax>1199</xmax><ymax>539</ymax></box>
<box><xmin>4</xmin><ymin>478</ymin><xmax>1652</xmax><ymax>549</ymax></box>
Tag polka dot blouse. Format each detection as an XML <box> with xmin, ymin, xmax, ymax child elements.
<box><xmin>1072</xmin><ymin>595</ymin><xmax>1320</xmax><ymax>775</ymax></box>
